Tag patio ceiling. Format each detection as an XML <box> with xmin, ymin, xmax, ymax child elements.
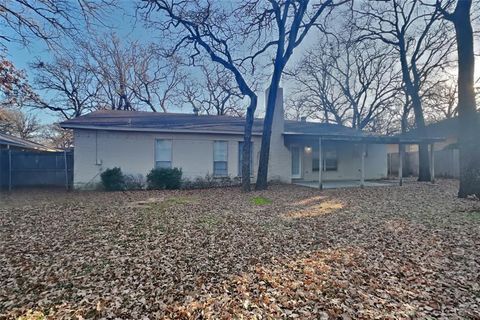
<box><xmin>283</xmin><ymin>132</ymin><xmax>445</xmax><ymax>145</ymax></box>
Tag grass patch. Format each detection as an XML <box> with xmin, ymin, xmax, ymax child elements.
<box><xmin>251</xmin><ymin>196</ymin><xmax>272</xmax><ymax>206</ymax></box>
<box><xmin>465</xmin><ymin>211</ymin><xmax>480</xmax><ymax>222</ymax></box>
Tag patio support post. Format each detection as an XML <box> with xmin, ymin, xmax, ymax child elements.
<box><xmin>318</xmin><ymin>137</ymin><xmax>323</xmax><ymax>190</ymax></box>
<box><xmin>360</xmin><ymin>143</ymin><xmax>366</xmax><ymax>188</ymax></box>
<box><xmin>399</xmin><ymin>143</ymin><xmax>404</xmax><ymax>186</ymax></box>
<box><xmin>430</xmin><ymin>143</ymin><xmax>435</xmax><ymax>184</ymax></box>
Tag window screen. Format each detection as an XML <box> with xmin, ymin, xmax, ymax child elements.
<box><xmin>312</xmin><ymin>145</ymin><xmax>337</xmax><ymax>171</ymax></box>
<box><xmin>155</xmin><ymin>139</ymin><xmax>172</xmax><ymax>169</ymax></box>
<box><xmin>213</xmin><ymin>141</ymin><xmax>228</xmax><ymax>176</ymax></box>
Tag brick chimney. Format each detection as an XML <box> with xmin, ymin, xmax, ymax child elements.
<box><xmin>269</xmin><ymin>87</ymin><xmax>285</xmax><ymax>134</ymax></box>
<box><xmin>265</xmin><ymin>87</ymin><xmax>291</xmax><ymax>183</ymax></box>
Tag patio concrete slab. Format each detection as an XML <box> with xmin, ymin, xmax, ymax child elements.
<box><xmin>294</xmin><ymin>180</ymin><xmax>398</xmax><ymax>189</ymax></box>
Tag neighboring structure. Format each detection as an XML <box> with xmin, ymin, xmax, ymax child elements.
<box><xmin>387</xmin><ymin>116</ymin><xmax>479</xmax><ymax>178</ymax></box>
<box><xmin>0</xmin><ymin>132</ymin><xmax>71</xmax><ymax>190</ymax></box>
<box><xmin>61</xmin><ymin>89</ymin><xmax>440</xmax><ymax>189</ymax></box>
<box><xmin>0</xmin><ymin>132</ymin><xmax>53</xmax><ymax>151</ymax></box>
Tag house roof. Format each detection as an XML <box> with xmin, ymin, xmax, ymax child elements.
<box><xmin>60</xmin><ymin>110</ymin><xmax>368</xmax><ymax>137</ymax></box>
<box><xmin>61</xmin><ymin>110</ymin><xmax>265</xmax><ymax>135</ymax></box>
<box><xmin>405</xmin><ymin>113</ymin><xmax>479</xmax><ymax>139</ymax></box>
<box><xmin>0</xmin><ymin>132</ymin><xmax>52</xmax><ymax>151</ymax></box>
<box><xmin>60</xmin><ymin>110</ymin><xmax>443</xmax><ymax>144</ymax></box>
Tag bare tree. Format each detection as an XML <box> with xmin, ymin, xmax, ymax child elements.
<box><xmin>83</xmin><ymin>33</ymin><xmax>184</xmax><ymax>112</ymax></box>
<box><xmin>181</xmin><ymin>64</ymin><xmax>244</xmax><ymax>116</ymax></box>
<box><xmin>437</xmin><ymin>0</ymin><xmax>480</xmax><ymax>198</ymax></box>
<box><xmin>354</xmin><ymin>0</ymin><xmax>455</xmax><ymax>181</ymax></box>
<box><xmin>284</xmin><ymin>95</ymin><xmax>320</xmax><ymax>121</ymax></box>
<box><xmin>41</xmin><ymin>123</ymin><xmax>73</xmax><ymax>149</ymax></box>
<box><xmin>31</xmin><ymin>56</ymin><xmax>100</xmax><ymax>119</ymax></box>
<box><xmin>141</xmin><ymin>0</ymin><xmax>347</xmax><ymax>191</ymax></box>
<box><xmin>286</xmin><ymin>48</ymin><xmax>347</xmax><ymax>125</ymax></box>
<box><xmin>287</xmin><ymin>29</ymin><xmax>402</xmax><ymax>133</ymax></box>
<box><xmin>130</xmin><ymin>46</ymin><xmax>185</xmax><ymax>112</ymax></box>
<box><xmin>141</xmin><ymin>0</ymin><xmax>260</xmax><ymax>192</ymax></box>
<box><xmin>0</xmin><ymin>108</ymin><xmax>42</xmax><ymax>140</ymax></box>
<box><xmin>239</xmin><ymin>0</ymin><xmax>348</xmax><ymax>190</ymax></box>
<box><xmin>423</xmin><ymin>80</ymin><xmax>458</xmax><ymax>122</ymax></box>
<box><xmin>85</xmin><ymin>33</ymin><xmax>136</xmax><ymax>110</ymax></box>
<box><xmin>0</xmin><ymin>1</ymin><xmax>115</xmax><ymax>48</ymax></box>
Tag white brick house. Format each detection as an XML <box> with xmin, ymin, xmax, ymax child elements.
<box><xmin>61</xmin><ymin>89</ymin><xmax>438</xmax><ymax>189</ymax></box>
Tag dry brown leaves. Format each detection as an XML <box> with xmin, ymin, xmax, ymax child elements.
<box><xmin>0</xmin><ymin>180</ymin><xmax>479</xmax><ymax>319</ymax></box>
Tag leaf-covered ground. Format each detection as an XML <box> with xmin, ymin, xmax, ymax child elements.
<box><xmin>0</xmin><ymin>180</ymin><xmax>479</xmax><ymax>319</ymax></box>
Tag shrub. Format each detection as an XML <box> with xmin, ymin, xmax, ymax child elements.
<box><xmin>124</xmin><ymin>174</ymin><xmax>146</xmax><ymax>190</ymax></box>
<box><xmin>100</xmin><ymin>167</ymin><xmax>125</xmax><ymax>191</ymax></box>
<box><xmin>181</xmin><ymin>174</ymin><xmax>241</xmax><ymax>189</ymax></box>
<box><xmin>147</xmin><ymin>167</ymin><xmax>183</xmax><ymax>190</ymax></box>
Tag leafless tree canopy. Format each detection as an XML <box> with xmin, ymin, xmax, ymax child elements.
<box><xmin>31</xmin><ymin>56</ymin><xmax>100</xmax><ymax>119</ymax></box>
<box><xmin>0</xmin><ymin>0</ymin><xmax>116</xmax><ymax>48</ymax></box>
<box><xmin>140</xmin><ymin>0</ymin><xmax>263</xmax><ymax>191</ymax></box>
<box><xmin>287</xmin><ymin>28</ymin><xmax>402</xmax><ymax>133</ymax></box>
<box><xmin>0</xmin><ymin>108</ymin><xmax>41</xmax><ymax>140</ymax></box>
<box><xmin>181</xmin><ymin>64</ymin><xmax>244</xmax><ymax>116</ymax></box>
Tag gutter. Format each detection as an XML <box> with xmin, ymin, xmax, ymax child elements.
<box><xmin>59</xmin><ymin>124</ymin><xmax>263</xmax><ymax>136</ymax></box>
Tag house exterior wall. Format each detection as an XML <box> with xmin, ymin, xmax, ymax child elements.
<box><xmin>267</xmin><ymin>87</ymin><xmax>291</xmax><ymax>183</ymax></box>
<box><xmin>298</xmin><ymin>142</ymin><xmax>388</xmax><ymax>181</ymax></box>
<box><xmin>73</xmin><ymin>129</ymin><xmax>262</xmax><ymax>188</ymax></box>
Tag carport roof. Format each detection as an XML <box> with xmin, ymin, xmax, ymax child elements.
<box><xmin>0</xmin><ymin>132</ymin><xmax>52</xmax><ymax>151</ymax></box>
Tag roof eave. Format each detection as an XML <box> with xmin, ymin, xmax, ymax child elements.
<box><xmin>60</xmin><ymin>124</ymin><xmax>263</xmax><ymax>136</ymax></box>
<box><xmin>283</xmin><ymin>132</ymin><xmax>445</xmax><ymax>144</ymax></box>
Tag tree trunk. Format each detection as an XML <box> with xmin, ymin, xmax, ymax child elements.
<box><xmin>398</xmin><ymin>45</ymin><xmax>431</xmax><ymax>182</ymax></box>
<box><xmin>241</xmin><ymin>95</ymin><xmax>257</xmax><ymax>192</ymax></box>
<box><xmin>255</xmin><ymin>66</ymin><xmax>283</xmax><ymax>191</ymax></box>
<box><xmin>450</xmin><ymin>0</ymin><xmax>480</xmax><ymax>197</ymax></box>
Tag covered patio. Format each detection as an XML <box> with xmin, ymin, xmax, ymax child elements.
<box><xmin>284</xmin><ymin>132</ymin><xmax>443</xmax><ymax>189</ymax></box>
<box><xmin>294</xmin><ymin>179</ymin><xmax>399</xmax><ymax>189</ymax></box>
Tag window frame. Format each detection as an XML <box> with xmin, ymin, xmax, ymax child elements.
<box><xmin>312</xmin><ymin>144</ymin><xmax>338</xmax><ymax>172</ymax></box>
<box><xmin>154</xmin><ymin>139</ymin><xmax>173</xmax><ymax>169</ymax></box>
<box><xmin>323</xmin><ymin>148</ymin><xmax>338</xmax><ymax>171</ymax></box>
<box><xmin>213</xmin><ymin>140</ymin><xmax>228</xmax><ymax>177</ymax></box>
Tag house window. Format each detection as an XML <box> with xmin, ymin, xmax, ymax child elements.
<box><xmin>155</xmin><ymin>139</ymin><xmax>172</xmax><ymax>169</ymax></box>
<box><xmin>312</xmin><ymin>145</ymin><xmax>338</xmax><ymax>171</ymax></box>
<box><xmin>312</xmin><ymin>149</ymin><xmax>320</xmax><ymax>172</ymax></box>
<box><xmin>324</xmin><ymin>148</ymin><xmax>338</xmax><ymax>171</ymax></box>
<box><xmin>238</xmin><ymin>141</ymin><xmax>254</xmax><ymax>177</ymax></box>
<box><xmin>213</xmin><ymin>141</ymin><xmax>228</xmax><ymax>176</ymax></box>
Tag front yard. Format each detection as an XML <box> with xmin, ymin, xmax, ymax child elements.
<box><xmin>1</xmin><ymin>180</ymin><xmax>479</xmax><ymax>319</ymax></box>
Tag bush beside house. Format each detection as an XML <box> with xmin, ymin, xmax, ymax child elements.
<box><xmin>101</xmin><ymin>167</ymin><xmax>242</xmax><ymax>191</ymax></box>
<box><xmin>100</xmin><ymin>167</ymin><xmax>125</xmax><ymax>191</ymax></box>
<box><xmin>147</xmin><ymin>168</ymin><xmax>183</xmax><ymax>190</ymax></box>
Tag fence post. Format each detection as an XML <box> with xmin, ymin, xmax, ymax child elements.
<box><xmin>0</xmin><ymin>149</ymin><xmax>2</xmax><ymax>190</ymax></box>
<box><xmin>8</xmin><ymin>147</ymin><xmax>12</xmax><ymax>191</ymax></box>
<box><xmin>64</xmin><ymin>150</ymin><xmax>69</xmax><ymax>190</ymax></box>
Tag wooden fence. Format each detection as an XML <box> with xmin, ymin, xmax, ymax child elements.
<box><xmin>0</xmin><ymin>150</ymin><xmax>73</xmax><ymax>190</ymax></box>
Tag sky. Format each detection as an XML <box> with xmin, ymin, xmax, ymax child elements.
<box><xmin>1</xmin><ymin>0</ymin><xmax>329</xmax><ymax>125</ymax></box>
<box><xmin>2</xmin><ymin>1</ymin><xmax>480</xmax><ymax>126</ymax></box>
<box><xmin>3</xmin><ymin>2</ymin><xmax>141</xmax><ymax>124</ymax></box>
